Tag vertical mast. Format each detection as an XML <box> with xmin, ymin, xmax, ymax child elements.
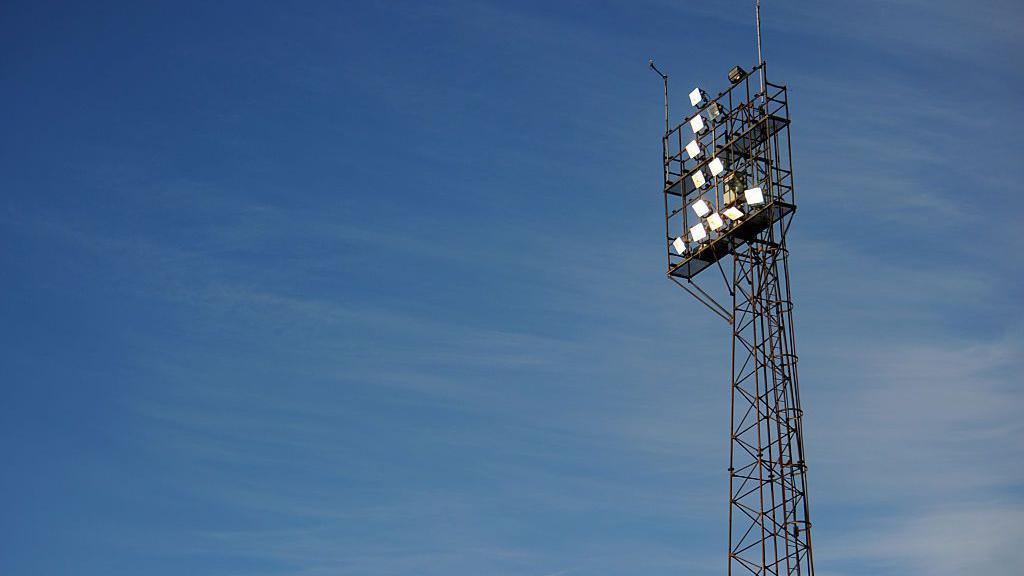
<box><xmin>652</xmin><ymin>3</ymin><xmax>816</xmax><ymax>573</ymax></box>
<box><xmin>756</xmin><ymin>1</ymin><xmax>765</xmax><ymax>92</ymax></box>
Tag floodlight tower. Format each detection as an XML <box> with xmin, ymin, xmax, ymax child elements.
<box><xmin>651</xmin><ymin>9</ymin><xmax>816</xmax><ymax>576</ymax></box>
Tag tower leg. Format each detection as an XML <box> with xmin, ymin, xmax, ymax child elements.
<box><xmin>728</xmin><ymin>231</ymin><xmax>814</xmax><ymax>576</ymax></box>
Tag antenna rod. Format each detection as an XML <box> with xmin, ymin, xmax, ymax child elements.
<box><xmin>756</xmin><ymin>1</ymin><xmax>765</xmax><ymax>93</ymax></box>
<box><xmin>649</xmin><ymin>59</ymin><xmax>669</xmax><ymax>134</ymax></box>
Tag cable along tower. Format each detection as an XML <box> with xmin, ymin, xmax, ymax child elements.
<box><xmin>650</xmin><ymin>34</ymin><xmax>816</xmax><ymax>576</ymax></box>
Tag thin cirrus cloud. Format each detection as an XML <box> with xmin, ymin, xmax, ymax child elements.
<box><xmin>1</xmin><ymin>1</ymin><xmax>1022</xmax><ymax>576</ymax></box>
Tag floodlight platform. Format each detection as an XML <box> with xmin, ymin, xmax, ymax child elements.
<box><xmin>668</xmin><ymin>200</ymin><xmax>794</xmax><ymax>279</ymax></box>
<box><xmin>662</xmin><ymin>64</ymin><xmax>795</xmax><ymax>282</ymax></box>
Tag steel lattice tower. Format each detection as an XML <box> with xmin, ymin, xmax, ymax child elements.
<box><xmin>651</xmin><ymin>59</ymin><xmax>815</xmax><ymax>575</ymax></box>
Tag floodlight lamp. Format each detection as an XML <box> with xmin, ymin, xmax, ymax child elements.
<box><xmin>692</xmin><ymin>169</ymin><xmax>707</xmax><ymax>189</ymax></box>
<box><xmin>690</xmin><ymin>114</ymin><xmax>705</xmax><ymax>133</ymax></box>
<box><xmin>724</xmin><ymin>206</ymin><xmax>744</xmax><ymax>221</ymax></box>
<box><xmin>707</xmin><ymin>212</ymin><xmax>725</xmax><ymax>231</ymax></box>
<box><xmin>689</xmin><ymin>87</ymin><xmax>704</xmax><ymax>107</ymax></box>
<box><xmin>689</xmin><ymin>222</ymin><xmax>708</xmax><ymax>243</ymax></box>
<box><xmin>685</xmin><ymin>139</ymin><xmax>701</xmax><ymax>159</ymax></box>
<box><xmin>744</xmin><ymin>186</ymin><xmax>765</xmax><ymax>205</ymax></box>
<box><xmin>709</xmin><ymin>157</ymin><xmax>725</xmax><ymax>177</ymax></box>
<box><xmin>672</xmin><ymin>237</ymin><xmax>687</xmax><ymax>255</ymax></box>
<box><xmin>728</xmin><ymin>65</ymin><xmax>748</xmax><ymax>84</ymax></box>
<box><xmin>707</xmin><ymin>102</ymin><xmax>722</xmax><ymax>120</ymax></box>
<box><xmin>692</xmin><ymin>198</ymin><xmax>711</xmax><ymax>217</ymax></box>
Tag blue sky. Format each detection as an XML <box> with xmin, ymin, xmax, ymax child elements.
<box><xmin>1</xmin><ymin>1</ymin><xmax>1022</xmax><ymax>575</ymax></box>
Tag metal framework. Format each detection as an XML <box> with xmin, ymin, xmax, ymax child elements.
<box><xmin>658</xmin><ymin>63</ymin><xmax>815</xmax><ymax>575</ymax></box>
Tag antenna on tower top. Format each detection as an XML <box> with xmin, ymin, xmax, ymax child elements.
<box><xmin>756</xmin><ymin>1</ymin><xmax>765</xmax><ymax>92</ymax></box>
<box><xmin>649</xmin><ymin>59</ymin><xmax>669</xmax><ymax>134</ymax></box>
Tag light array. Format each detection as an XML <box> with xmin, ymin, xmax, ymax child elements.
<box><xmin>674</xmin><ymin>184</ymin><xmax>768</xmax><ymax>250</ymax></box>
<box><xmin>669</xmin><ymin>86</ymin><xmax>773</xmax><ymax>255</ymax></box>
